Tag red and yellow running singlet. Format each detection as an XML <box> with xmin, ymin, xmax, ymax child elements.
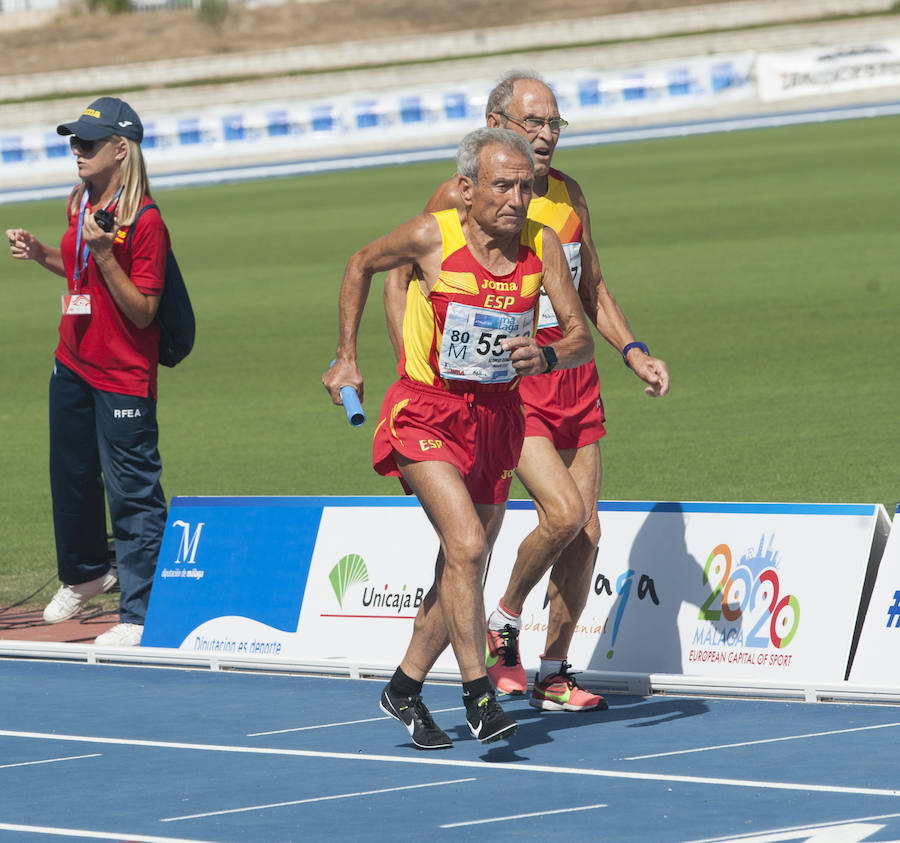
<box><xmin>399</xmin><ymin>208</ymin><xmax>544</xmax><ymax>392</ymax></box>
<box><xmin>527</xmin><ymin>168</ymin><xmax>583</xmax><ymax>343</ymax></box>
<box><xmin>518</xmin><ymin>168</ymin><xmax>606</xmax><ymax>451</ymax></box>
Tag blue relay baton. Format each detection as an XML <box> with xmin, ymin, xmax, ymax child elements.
<box><xmin>329</xmin><ymin>360</ymin><xmax>366</xmax><ymax>427</ymax></box>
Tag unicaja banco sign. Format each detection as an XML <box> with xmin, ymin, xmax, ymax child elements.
<box><xmin>329</xmin><ymin>554</ymin><xmax>369</xmax><ymax>608</ymax></box>
<box><xmin>327</xmin><ymin>553</ymin><xmax>425</xmax><ymax>616</ymax></box>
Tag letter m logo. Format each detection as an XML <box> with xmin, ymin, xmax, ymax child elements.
<box><xmin>172</xmin><ymin>520</ymin><xmax>204</xmax><ymax>564</ymax></box>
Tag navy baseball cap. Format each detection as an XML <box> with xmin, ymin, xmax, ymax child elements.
<box><xmin>57</xmin><ymin>97</ymin><xmax>143</xmax><ymax>143</ymax></box>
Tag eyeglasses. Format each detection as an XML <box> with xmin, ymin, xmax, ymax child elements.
<box><xmin>69</xmin><ymin>136</ymin><xmax>108</xmax><ymax>154</ymax></box>
<box><xmin>498</xmin><ymin>112</ymin><xmax>568</xmax><ymax>133</ymax></box>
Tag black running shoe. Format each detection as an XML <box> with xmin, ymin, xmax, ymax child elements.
<box><xmin>379</xmin><ymin>684</ymin><xmax>452</xmax><ymax>750</ymax></box>
<box><xmin>464</xmin><ymin>689</ymin><xmax>518</xmax><ymax>743</ymax></box>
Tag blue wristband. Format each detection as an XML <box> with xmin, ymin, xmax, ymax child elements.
<box><xmin>622</xmin><ymin>341</ymin><xmax>649</xmax><ymax>368</ymax></box>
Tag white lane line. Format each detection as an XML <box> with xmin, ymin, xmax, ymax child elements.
<box><xmin>2</xmin><ymin>730</ymin><xmax>898</xmax><ymax>798</ymax></box>
<box><xmin>624</xmin><ymin>721</ymin><xmax>900</xmax><ymax>760</ymax></box>
<box><xmin>0</xmin><ymin>753</ymin><xmax>101</xmax><ymax>770</ymax></box>
<box><xmin>247</xmin><ymin>706</ymin><xmax>464</xmax><ymax>736</ymax></box>
<box><xmin>0</xmin><ymin>822</ymin><xmax>219</xmax><ymax>842</ymax></box>
<box><xmin>441</xmin><ymin>803</ymin><xmax>607</xmax><ymax>828</ymax></box>
<box><xmin>682</xmin><ymin>810</ymin><xmax>900</xmax><ymax>842</ymax></box>
<box><xmin>161</xmin><ymin>776</ymin><xmax>476</xmax><ymax>822</ymax></box>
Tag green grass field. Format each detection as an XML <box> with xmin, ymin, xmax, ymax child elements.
<box><xmin>2</xmin><ymin>114</ymin><xmax>898</xmax><ymax>607</ymax></box>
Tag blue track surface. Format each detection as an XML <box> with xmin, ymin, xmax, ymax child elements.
<box><xmin>2</xmin><ymin>659</ymin><xmax>900</xmax><ymax>842</ymax></box>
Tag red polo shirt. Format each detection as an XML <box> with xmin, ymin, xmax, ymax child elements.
<box><xmin>56</xmin><ymin>194</ymin><xmax>169</xmax><ymax>399</ymax></box>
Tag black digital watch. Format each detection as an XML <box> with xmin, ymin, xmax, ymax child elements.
<box><xmin>541</xmin><ymin>345</ymin><xmax>558</xmax><ymax>373</ymax></box>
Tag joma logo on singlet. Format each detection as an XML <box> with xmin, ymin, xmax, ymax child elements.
<box><xmin>481</xmin><ymin>278</ymin><xmax>518</xmax><ymax>292</ymax></box>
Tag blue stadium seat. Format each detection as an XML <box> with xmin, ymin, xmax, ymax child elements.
<box><xmin>310</xmin><ymin>106</ymin><xmax>336</xmax><ymax>132</ymax></box>
<box><xmin>355</xmin><ymin>100</ymin><xmax>379</xmax><ymax>129</ymax></box>
<box><xmin>1</xmin><ymin>136</ymin><xmax>23</xmax><ymax>163</ymax></box>
<box><xmin>622</xmin><ymin>74</ymin><xmax>646</xmax><ymax>101</ymax></box>
<box><xmin>223</xmin><ymin>114</ymin><xmax>245</xmax><ymax>141</ymax></box>
<box><xmin>45</xmin><ymin>133</ymin><xmax>68</xmax><ymax>159</ymax></box>
<box><xmin>712</xmin><ymin>61</ymin><xmax>738</xmax><ymax>91</ymax></box>
<box><xmin>399</xmin><ymin>96</ymin><xmax>424</xmax><ymax>124</ymax></box>
<box><xmin>178</xmin><ymin>118</ymin><xmax>201</xmax><ymax>145</ymax></box>
<box><xmin>443</xmin><ymin>92</ymin><xmax>467</xmax><ymax>120</ymax></box>
<box><xmin>668</xmin><ymin>68</ymin><xmax>692</xmax><ymax>97</ymax></box>
<box><xmin>577</xmin><ymin>79</ymin><xmax>600</xmax><ymax>107</ymax></box>
<box><xmin>267</xmin><ymin>110</ymin><xmax>291</xmax><ymax>137</ymax></box>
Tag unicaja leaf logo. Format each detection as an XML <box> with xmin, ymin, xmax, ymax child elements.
<box><xmin>329</xmin><ymin>554</ymin><xmax>369</xmax><ymax>607</ymax></box>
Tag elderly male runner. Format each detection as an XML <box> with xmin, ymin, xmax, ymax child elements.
<box><xmin>324</xmin><ymin>127</ymin><xmax>593</xmax><ymax>748</ymax></box>
<box><xmin>384</xmin><ymin>73</ymin><xmax>670</xmax><ymax>712</ymax></box>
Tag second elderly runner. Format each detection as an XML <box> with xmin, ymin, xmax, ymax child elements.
<box><xmin>384</xmin><ymin>73</ymin><xmax>670</xmax><ymax>712</ymax></box>
<box><xmin>323</xmin><ymin>128</ymin><xmax>593</xmax><ymax>749</ymax></box>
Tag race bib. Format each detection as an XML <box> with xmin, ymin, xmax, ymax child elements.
<box><xmin>62</xmin><ymin>293</ymin><xmax>91</xmax><ymax>316</ymax></box>
<box><xmin>538</xmin><ymin>241</ymin><xmax>582</xmax><ymax>330</ymax></box>
<box><xmin>439</xmin><ymin>302</ymin><xmax>535</xmax><ymax>382</ymax></box>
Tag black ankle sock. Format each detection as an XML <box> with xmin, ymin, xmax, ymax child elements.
<box><xmin>389</xmin><ymin>667</ymin><xmax>423</xmax><ymax>697</ymax></box>
<box><xmin>462</xmin><ymin>675</ymin><xmax>492</xmax><ymax>700</ymax></box>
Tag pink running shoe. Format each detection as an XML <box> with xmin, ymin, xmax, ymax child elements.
<box><xmin>486</xmin><ymin>624</ymin><xmax>528</xmax><ymax>695</ymax></box>
<box><xmin>530</xmin><ymin>662</ymin><xmax>608</xmax><ymax>712</ymax></box>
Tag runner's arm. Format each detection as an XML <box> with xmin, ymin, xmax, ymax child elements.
<box><xmin>383</xmin><ymin>264</ymin><xmax>414</xmax><ymax>362</ymax></box>
<box><xmin>383</xmin><ymin>178</ymin><xmax>460</xmax><ymax>361</ymax></box>
<box><xmin>569</xmin><ymin>178</ymin><xmax>670</xmax><ymax>397</ymax></box>
<box><xmin>504</xmin><ymin>227</ymin><xmax>594</xmax><ymax>375</ymax></box>
<box><xmin>326</xmin><ymin>213</ymin><xmax>442</xmax><ymax>405</ymax></box>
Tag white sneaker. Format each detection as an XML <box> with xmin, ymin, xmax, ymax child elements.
<box><xmin>43</xmin><ymin>571</ymin><xmax>117</xmax><ymax>623</ymax></box>
<box><xmin>95</xmin><ymin>623</ymin><xmax>143</xmax><ymax>647</ymax></box>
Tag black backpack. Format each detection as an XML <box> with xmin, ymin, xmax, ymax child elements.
<box><xmin>128</xmin><ymin>203</ymin><xmax>195</xmax><ymax>367</ymax></box>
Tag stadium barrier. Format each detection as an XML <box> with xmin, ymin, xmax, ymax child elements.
<box><xmin>0</xmin><ymin>53</ymin><xmax>756</xmax><ymax>186</ymax></box>
<box><xmin>141</xmin><ymin>496</ymin><xmax>892</xmax><ymax>698</ymax></box>
<box><xmin>757</xmin><ymin>39</ymin><xmax>900</xmax><ymax>101</ymax></box>
<box><xmin>5</xmin><ymin>38</ymin><xmax>900</xmax><ymax>199</ymax></box>
<box><xmin>849</xmin><ymin>505</ymin><xmax>900</xmax><ymax>684</ymax></box>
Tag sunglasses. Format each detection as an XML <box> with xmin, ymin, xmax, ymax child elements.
<box><xmin>69</xmin><ymin>136</ymin><xmax>109</xmax><ymax>154</ymax></box>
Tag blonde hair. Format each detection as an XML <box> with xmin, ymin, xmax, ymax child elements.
<box><xmin>68</xmin><ymin>136</ymin><xmax>152</xmax><ymax>226</ymax></box>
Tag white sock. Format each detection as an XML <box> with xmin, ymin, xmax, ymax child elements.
<box><xmin>538</xmin><ymin>657</ymin><xmax>564</xmax><ymax>684</ymax></box>
<box><xmin>488</xmin><ymin>602</ymin><xmax>520</xmax><ymax>631</ymax></box>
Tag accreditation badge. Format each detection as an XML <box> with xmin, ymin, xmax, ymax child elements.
<box><xmin>62</xmin><ymin>292</ymin><xmax>91</xmax><ymax>316</ymax></box>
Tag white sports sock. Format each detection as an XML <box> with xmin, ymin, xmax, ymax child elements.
<box><xmin>488</xmin><ymin>602</ymin><xmax>520</xmax><ymax>631</ymax></box>
<box><xmin>538</xmin><ymin>657</ymin><xmax>564</xmax><ymax>684</ymax></box>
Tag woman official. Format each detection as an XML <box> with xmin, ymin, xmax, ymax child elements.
<box><xmin>6</xmin><ymin>96</ymin><xmax>169</xmax><ymax>646</ymax></box>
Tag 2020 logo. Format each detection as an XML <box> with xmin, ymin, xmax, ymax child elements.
<box><xmin>698</xmin><ymin>535</ymin><xmax>800</xmax><ymax>649</ymax></box>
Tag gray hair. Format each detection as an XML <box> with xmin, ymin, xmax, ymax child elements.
<box><xmin>485</xmin><ymin>70</ymin><xmax>547</xmax><ymax>118</ymax></box>
<box><xmin>457</xmin><ymin>127</ymin><xmax>534</xmax><ymax>184</ymax></box>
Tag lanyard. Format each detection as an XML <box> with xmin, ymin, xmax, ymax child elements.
<box><xmin>72</xmin><ymin>187</ymin><xmax>122</xmax><ymax>293</ymax></box>
<box><xmin>73</xmin><ymin>191</ymin><xmax>90</xmax><ymax>293</ymax></box>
